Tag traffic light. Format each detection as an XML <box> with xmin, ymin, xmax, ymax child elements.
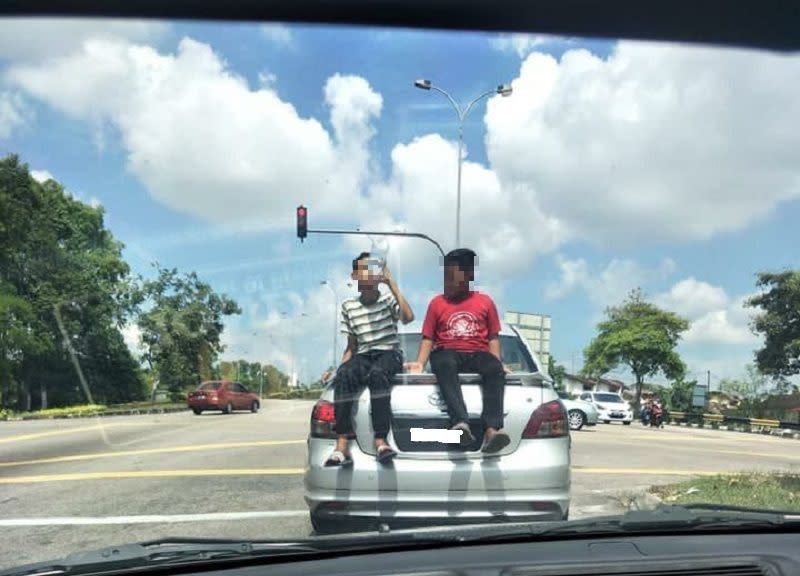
<box><xmin>296</xmin><ymin>205</ymin><xmax>308</xmax><ymax>242</ymax></box>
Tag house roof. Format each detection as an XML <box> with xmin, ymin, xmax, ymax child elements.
<box><xmin>564</xmin><ymin>373</ymin><xmax>627</xmax><ymax>390</ymax></box>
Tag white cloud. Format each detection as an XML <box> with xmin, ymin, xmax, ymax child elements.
<box><xmin>485</xmin><ymin>42</ymin><xmax>800</xmax><ymax>245</ymax></box>
<box><xmin>351</xmin><ymin>133</ymin><xmax>566</xmax><ymax>275</ymax></box>
<box><xmin>260</xmin><ymin>24</ymin><xmax>293</xmax><ymax>47</ymax></box>
<box><xmin>121</xmin><ymin>323</ymin><xmax>145</xmax><ymax>356</ymax></box>
<box><xmin>0</xmin><ymin>91</ymin><xmax>29</xmax><ymax>138</ymax></box>
<box><xmin>491</xmin><ymin>33</ymin><xmax>573</xmax><ymax>57</ymax></box>
<box><xmin>8</xmin><ymin>37</ymin><xmax>381</xmax><ymax>230</ymax></box>
<box><xmin>655</xmin><ymin>278</ymin><xmax>757</xmax><ymax>345</ymax></box>
<box><xmin>0</xmin><ymin>18</ymin><xmax>168</xmax><ymax>62</ymax></box>
<box><xmin>546</xmin><ymin>254</ymin><xmax>675</xmax><ymax>308</ymax></box>
<box><xmin>30</xmin><ymin>169</ymin><xmax>55</xmax><ymax>183</ymax></box>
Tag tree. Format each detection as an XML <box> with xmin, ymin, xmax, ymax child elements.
<box><xmin>0</xmin><ymin>155</ymin><xmax>143</xmax><ymax>409</ymax></box>
<box><xmin>583</xmin><ymin>288</ymin><xmax>689</xmax><ymax>413</ymax></box>
<box><xmin>747</xmin><ymin>271</ymin><xmax>800</xmax><ymax>381</ymax></box>
<box><xmin>134</xmin><ymin>267</ymin><xmax>241</xmax><ymax>400</ymax></box>
<box><xmin>547</xmin><ymin>356</ymin><xmax>568</xmax><ymax>393</ymax></box>
<box><xmin>667</xmin><ymin>378</ymin><xmax>695</xmax><ymax>413</ymax></box>
<box><xmin>719</xmin><ymin>364</ymin><xmax>774</xmax><ymax>399</ymax></box>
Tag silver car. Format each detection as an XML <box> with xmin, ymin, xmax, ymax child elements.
<box><xmin>557</xmin><ymin>391</ymin><xmax>600</xmax><ymax>430</ymax></box>
<box><xmin>304</xmin><ymin>323</ymin><xmax>571</xmax><ymax>533</ymax></box>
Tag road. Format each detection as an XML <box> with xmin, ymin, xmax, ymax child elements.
<box><xmin>1</xmin><ymin>399</ymin><xmax>798</xmax><ymax>569</ymax></box>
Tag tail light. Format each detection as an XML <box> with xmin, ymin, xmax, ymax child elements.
<box><xmin>522</xmin><ymin>400</ymin><xmax>569</xmax><ymax>439</ymax></box>
<box><xmin>310</xmin><ymin>400</ymin><xmax>337</xmax><ymax>439</ymax></box>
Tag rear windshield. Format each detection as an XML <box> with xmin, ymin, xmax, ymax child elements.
<box><xmin>199</xmin><ymin>382</ymin><xmax>222</xmax><ymax>391</ymax></box>
<box><xmin>594</xmin><ymin>393</ymin><xmax>624</xmax><ymax>403</ymax></box>
<box><xmin>398</xmin><ymin>333</ymin><xmax>537</xmax><ymax>373</ymax></box>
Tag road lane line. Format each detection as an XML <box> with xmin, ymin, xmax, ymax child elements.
<box><xmin>0</xmin><ymin>440</ymin><xmax>306</xmax><ymax>468</ymax></box>
<box><xmin>574</xmin><ymin>466</ymin><xmax>724</xmax><ymax>476</ymax></box>
<box><xmin>0</xmin><ymin>422</ymin><xmax>163</xmax><ymax>445</ymax></box>
<box><xmin>573</xmin><ymin>438</ymin><xmax>800</xmax><ymax>462</ymax></box>
<box><xmin>0</xmin><ymin>511</ymin><xmax>309</xmax><ymax>527</ymax></box>
<box><xmin>0</xmin><ymin>468</ymin><xmax>306</xmax><ymax>484</ymax></box>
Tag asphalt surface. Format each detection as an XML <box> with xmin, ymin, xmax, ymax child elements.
<box><xmin>1</xmin><ymin>399</ymin><xmax>798</xmax><ymax>570</ymax></box>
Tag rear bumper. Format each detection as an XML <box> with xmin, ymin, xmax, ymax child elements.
<box><xmin>187</xmin><ymin>400</ymin><xmax>221</xmax><ymax>410</ymax></box>
<box><xmin>304</xmin><ymin>437</ymin><xmax>570</xmax><ymax>523</ymax></box>
<box><xmin>598</xmin><ymin>409</ymin><xmax>632</xmax><ymax>422</ymax></box>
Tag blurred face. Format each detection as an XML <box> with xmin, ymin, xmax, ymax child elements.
<box><xmin>444</xmin><ymin>263</ymin><xmax>471</xmax><ymax>295</ymax></box>
<box><xmin>351</xmin><ymin>258</ymin><xmax>380</xmax><ymax>290</ymax></box>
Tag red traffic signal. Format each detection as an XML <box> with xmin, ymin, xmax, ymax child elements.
<box><xmin>296</xmin><ymin>205</ymin><xmax>308</xmax><ymax>241</ymax></box>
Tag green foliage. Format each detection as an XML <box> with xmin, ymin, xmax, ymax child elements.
<box><xmin>747</xmin><ymin>271</ymin><xmax>800</xmax><ymax>380</ymax></box>
<box><xmin>133</xmin><ymin>267</ymin><xmax>241</xmax><ymax>400</ymax></box>
<box><xmin>217</xmin><ymin>360</ymin><xmax>289</xmax><ymax>395</ymax></box>
<box><xmin>667</xmin><ymin>379</ymin><xmax>695</xmax><ymax>412</ymax></box>
<box><xmin>0</xmin><ymin>155</ymin><xmax>144</xmax><ymax>409</ymax></box>
<box><xmin>719</xmin><ymin>364</ymin><xmax>771</xmax><ymax>400</ymax></box>
<box><xmin>547</xmin><ymin>356</ymin><xmax>568</xmax><ymax>392</ymax></box>
<box><xmin>583</xmin><ymin>288</ymin><xmax>689</xmax><ymax>412</ymax></box>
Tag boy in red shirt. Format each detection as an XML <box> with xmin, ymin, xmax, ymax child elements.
<box><xmin>406</xmin><ymin>248</ymin><xmax>510</xmax><ymax>454</ymax></box>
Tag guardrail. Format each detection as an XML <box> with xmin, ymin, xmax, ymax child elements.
<box><xmin>666</xmin><ymin>410</ymin><xmax>796</xmax><ymax>431</ymax></box>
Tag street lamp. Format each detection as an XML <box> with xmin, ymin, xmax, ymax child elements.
<box><xmin>320</xmin><ymin>280</ymin><xmax>338</xmax><ymax>372</ymax></box>
<box><xmin>413</xmin><ymin>78</ymin><xmax>513</xmax><ymax>247</ymax></box>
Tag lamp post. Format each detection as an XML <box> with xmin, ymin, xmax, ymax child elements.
<box><xmin>320</xmin><ymin>280</ymin><xmax>338</xmax><ymax>372</ymax></box>
<box><xmin>414</xmin><ymin>78</ymin><xmax>513</xmax><ymax>248</ymax></box>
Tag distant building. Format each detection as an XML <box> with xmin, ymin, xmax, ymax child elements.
<box><xmin>504</xmin><ymin>311</ymin><xmax>551</xmax><ymax>367</ymax></box>
<box><xmin>562</xmin><ymin>373</ymin><xmax>626</xmax><ymax>396</ymax></box>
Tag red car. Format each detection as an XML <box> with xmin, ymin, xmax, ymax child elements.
<box><xmin>187</xmin><ymin>381</ymin><xmax>260</xmax><ymax>415</ymax></box>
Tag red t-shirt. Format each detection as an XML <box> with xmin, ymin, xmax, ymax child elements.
<box><xmin>421</xmin><ymin>291</ymin><xmax>501</xmax><ymax>352</ymax></box>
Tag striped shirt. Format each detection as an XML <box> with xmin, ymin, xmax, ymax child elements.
<box><xmin>341</xmin><ymin>291</ymin><xmax>401</xmax><ymax>354</ymax></box>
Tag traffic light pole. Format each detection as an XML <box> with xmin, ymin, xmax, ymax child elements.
<box><xmin>305</xmin><ymin>229</ymin><xmax>445</xmax><ymax>257</ymax></box>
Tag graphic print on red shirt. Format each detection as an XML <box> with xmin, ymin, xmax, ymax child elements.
<box><xmin>421</xmin><ymin>291</ymin><xmax>501</xmax><ymax>353</ymax></box>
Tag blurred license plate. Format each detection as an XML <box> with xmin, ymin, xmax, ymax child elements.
<box><xmin>611</xmin><ymin>412</ymin><xmax>623</xmax><ymax>417</ymax></box>
<box><xmin>410</xmin><ymin>428</ymin><xmax>461</xmax><ymax>444</ymax></box>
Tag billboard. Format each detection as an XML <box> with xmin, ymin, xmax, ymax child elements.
<box><xmin>504</xmin><ymin>311</ymin><xmax>551</xmax><ymax>367</ymax></box>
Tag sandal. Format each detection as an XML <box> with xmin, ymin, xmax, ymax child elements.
<box><xmin>450</xmin><ymin>422</ymin><xmax>476</xmax><ymax>446</ymax></box>
<box><xmin>481</xmin><ymin>430</ymin><xmax>511</xmax><ymax>454</ymax></box>
<box><xmin>324</xmin><ymin>450</ymin><xmax>353</xmax><ymax>467</ymax></box>
<box><xmin>376</xmin><ymin>444</ymin><xmax>397</xmax><ymax>464</ymax></box>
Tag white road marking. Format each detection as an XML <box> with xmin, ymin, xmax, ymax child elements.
<box><xmin>0</xmin><ymin>510</ymin><xmax>309</xmax><ymax>527</ymax></box>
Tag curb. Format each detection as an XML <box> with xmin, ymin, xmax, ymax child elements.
<box><xmin>4</xmin><ymin>406</ymin><xmax>189</xmax><ymax>421</ymax></box>
<box><xmin>667</xmin><ymin>420</ymin><xmax>800</xmax><ymax>440</ymax></box>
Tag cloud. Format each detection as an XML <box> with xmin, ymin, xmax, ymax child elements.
<box><xmin>491</xmin><ymin>33</ymin><xmax>573</xmax><ymax>58</ymax></box>
<box><xmin>260</xmin><ymin>24</ymin><xmax>293</xmax><ymax>48</ymax></box>
<box><xmin>546</xmin><ymin>254</ymin><xmax>676</xmax><ymax>308</ymax></box>
<box><xmin>350</xmin><ymin>133</ymin><xmax>566</xmax><ymax>275</ymax></box>
<box><xmin>485</xmin><ymin>42</ymin><xmax>800</xmax><ymax>246</ymax></box>
<box><xmin>8</xmin><ymin>37</ymin><xmax>381</xmax><ymax>230</ymax></box>
<box><xmin>29</xmin><ymin>169</ymin><xmax>55</xmax><ymax>183</ymax></box>
<box><xmin>0</xmin><ymin>91</ymin><xmax>29</xmax><ymax>138</ymax></box>
<box><xmin>655</xmin><ymin>278</ymin><xmax>757</xmax><ymax>345</ymax></box>
<box><xmin>0</xmin><ymin>18</ymin><xmax>168</xmax><ymax>62</ymax></box>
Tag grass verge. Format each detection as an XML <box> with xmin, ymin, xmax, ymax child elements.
<box><xmin>0</xmin><ymin>402</ymin><xmax>187</xmax><ymax>421</ymax></box>
<box><xmin>652</xmin><ymin>472</ymin><xmax>800</xmax><ymax>512</ymax></box>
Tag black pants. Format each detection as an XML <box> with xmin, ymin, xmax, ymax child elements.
<box><xmin>333</xmin><ymin>349</ymin><xmax>403</xmax><ymax>439</ymax></box>
<box><xmin>429</xmin><ymin>349</ymin><xmax>505</xmax><ymax>430</ymax></box>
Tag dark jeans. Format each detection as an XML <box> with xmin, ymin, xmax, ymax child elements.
<box><xmin>333</xmin><ymin>349</ymin><xmax>403</xmax><ymax>440</ymax></box>
<box><xmin>429</xmin><ymin>348</ymin><xmax>505</xmax><ymax>430</ymax></box>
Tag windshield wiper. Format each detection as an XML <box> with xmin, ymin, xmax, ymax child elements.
<box><xmin>0</xmin><ymin>538</ymin><xmax>330</xmax><ymax>576</ymax></box>
<box><xmin>449</xmin><ymin>505</ymin><xmax>799</xmax><ymax>542</ymax></box>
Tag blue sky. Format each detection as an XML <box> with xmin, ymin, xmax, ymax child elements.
<box><xmin>1</xmin><ymin>19</ymin><xmax>799</xmax><ymax>385</ymax></box>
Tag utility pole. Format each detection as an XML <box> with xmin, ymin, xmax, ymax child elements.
<box><xmin>707</xmin><ymin>370</ymin><xmax>711</xmax><ymax>392</ymax></box>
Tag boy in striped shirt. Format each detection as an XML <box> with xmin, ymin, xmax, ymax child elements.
<box><xmin>325</xmin><ymin>252</ymin><xmax>414</xmax><ymax>467</ymax></box>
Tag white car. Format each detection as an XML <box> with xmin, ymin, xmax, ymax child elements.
<box><xmin>304</xmin><ymin>322</ymin><xmax>571</xmax><ymax>533</ymax></box>
<box><xmin>578</xmin><ymin>391</ymin><xmax>633</xmax><ymax>425</ymax></box>
<box><xmin>556</xmin><ymin>391</ymin><xmax>599</xmax><ymax>431</ymax></box>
